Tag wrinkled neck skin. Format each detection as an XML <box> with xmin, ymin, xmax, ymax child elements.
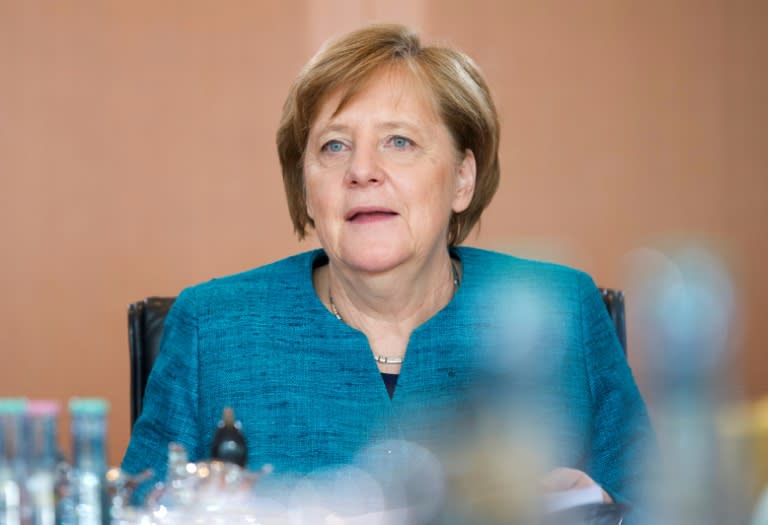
<box><xmin>314</xmin><ymin>244</ymin><xmax>459</xmax><ymax>370</ymax></box>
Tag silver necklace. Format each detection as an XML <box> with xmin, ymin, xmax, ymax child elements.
<box><xmin>328</xmin><ymin>262</ymin><xmax>461</xmax><ymax>365</ymax></box>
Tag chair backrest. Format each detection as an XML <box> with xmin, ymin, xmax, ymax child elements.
<box><xmin>128</xmin><ymin>296</ymin><xmax>175</xmax><ymax>428</ymax></box>
<box><xmin>600</xmin><ymin>288</ymin><xmax>626</xmax><ymax>353</ymax></box>
<box><xmin>127</xmin><ymin>288</ymin><xmax>626</xmax><ymax>426</ymax></box>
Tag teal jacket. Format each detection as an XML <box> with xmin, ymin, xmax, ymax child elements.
<box><xmin>122</xmin><ymin>247</ymin><xmax>653</xmax><ymax>516</ymax></box>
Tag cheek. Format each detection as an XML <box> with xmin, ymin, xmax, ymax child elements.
<box><xmin>408</xmin><ymin>185</ymin><xmax>454</xmax><ymax>229</ymax></box>
<box><xmin>303</xmin><ymin>172</ymin><xmax>334</xmax><ymax>223</ymax></box>
<box><xmin>303</xmin><ymin>163</ymin><xmax>323</xmax><ymax>219</ymax></box>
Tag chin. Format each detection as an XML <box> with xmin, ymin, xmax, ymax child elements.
<box><xmin>338</xmin><ymin>242</ymin><xmax>410</xmax><ymax>275</ymax></box>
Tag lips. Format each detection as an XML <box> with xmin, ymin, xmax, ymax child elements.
<box><xmin>344</xmin><ymin>207</ymin><xmax>398</xmax><ymax>222</ymax></box>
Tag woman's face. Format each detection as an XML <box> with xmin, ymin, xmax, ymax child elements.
<box><xmin>303</xmin><ymin>67</ymin><xmax>476</xmax><ymax>275</ymax></box>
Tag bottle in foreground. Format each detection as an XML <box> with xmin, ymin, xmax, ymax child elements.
<box><xmin>69</xmin><ymin>398</ymin><xmax>109</xmax><ymax>525</ymax></box>
<box><xmin>0</xmin><ymin>398</ymin><xmax>26</xmax><ymax>525</ymax></box>
<box><xmin>210</xmin><ymin>408</ymin><xmax>248</xmax><ymax>467</ymax></box>
<box><xmin>25</xmin><ymin>400</ymin><xmax>61</xmax><ymax>525</ymax></box>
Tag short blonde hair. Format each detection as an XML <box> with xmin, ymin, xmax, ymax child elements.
<box><xmin>276</xmin><ymin>24</ymin><xmax>500</xmax><ymax>245</ymax></box>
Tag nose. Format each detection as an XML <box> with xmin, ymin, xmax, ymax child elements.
<box><xmin>345</xmin><ymin>144</ymin><xmax>383</xmax><ymax>187</ymax></box>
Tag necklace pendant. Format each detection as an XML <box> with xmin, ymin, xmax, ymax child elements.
<box><xmin>373</xmin><ymin>354</ymin><xmax>404</xmax><ymax>365</ymax></box>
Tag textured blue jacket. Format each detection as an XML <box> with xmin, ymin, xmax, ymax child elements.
<box><xmin>122</xmin><ymin>247</ymin><xmax>654</xmax><ymax>516</ymax></box>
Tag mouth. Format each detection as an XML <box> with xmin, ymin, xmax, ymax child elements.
<box><xmin>345</xmin><ymin>207</ymin><xmax>398</xmax><ymax>223</ymax></box>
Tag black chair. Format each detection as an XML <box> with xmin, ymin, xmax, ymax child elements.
<box><xmin>128</xmin><ymin>289</ymin><xmax>626</xmax><ymax>426</ymax></box>
<box><xmin>600</xmin><ymin>288</ymin><xmax>626</xmax><ymax>353</ymax></box>
<box><xmin>128</xmin><ymin>296</ymin><xmax>175</xmax><ymax>428</ymax></box>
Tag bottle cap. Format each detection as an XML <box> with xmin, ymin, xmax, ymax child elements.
<box><xmin>69</xmin><ymin>397</ymin><xmax>110</xmax><ymax>415</ymax></box>
<box><xmin>27</xmin><ymin>400</ymin><xmax>61</xmax><ymax>416</ymax></box>
<box><xmin>210</xmin><ymin>407</ymin><xmax>247</xmax><ymax>467</ymax></box>
<box><xmin>0</xmin><ymin>398</ymin><xmax>27</xmax><ymax>414</ymax></box>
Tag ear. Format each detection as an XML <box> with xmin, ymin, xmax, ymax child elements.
<box><xmin>305</xmin><ymin>195</ymin><xmax>315</xmax><ymax>221</ymax></box>
<box><xmin>451</xmin><ymin>149</ymin><xmax>476</xmax><ymax>213</ymax></box>
<box><xmin>303</xmin><ymin>173</ymin><xmax>315</xmax><ymax>221</ymax></box>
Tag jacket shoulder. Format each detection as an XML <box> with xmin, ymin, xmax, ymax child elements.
<box><xmin>455</xmin><ymin>246</ymin><xmax>593</xmax><ymax>290</ymax></box>
<box><xmin>174</xmin><ymin>250</ymin><xmax>320</xmax><ymax>310</ymax></box>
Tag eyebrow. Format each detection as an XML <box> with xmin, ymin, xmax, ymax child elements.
<box><xmin>314</xmin><ymin>119</ymin><xmax>426</xmax><ymax>138</ymax></box>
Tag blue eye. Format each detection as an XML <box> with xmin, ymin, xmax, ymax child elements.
<box><xmin>322</xmin><ymin>140</ymin><xmax>345</xmax><ymax>153</ymax></box>
<box><xmin>391</xmin><ymin>136</ymin><xmax>412</xmax><ymax>149</ymax></box>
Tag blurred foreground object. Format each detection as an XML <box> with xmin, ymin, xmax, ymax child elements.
<box><xmin>0</xmin><ymin>399</ymin><xmax>26</xmax><ymax>525</ymax></box>
<box><xmin>540</xmin><ymin>502</ymin><xmax>630</xmax><ymax>525</ymax></box>
<box><xmin>210</xmin><ymin>408</ymin><xmax>248</xmax><ymax>468</ymax></box>
<box><xmin>719</xmin><ymin>396</ymin><xmax>768</xmax><ymax>524</ymax></box>
<box><xmin>25</xmin><ymin>401</ymin><xmax>60</xmax><ymax>525</ymax></box>
<box><xmin>69</xmin><ymin>398</ymin><xmax>110</xmax><ymax>525</ymax></box>
<box><xmin>627</xmin><ymin>243</ymin><xmax>750</xmax><ymax>523</ymax></box>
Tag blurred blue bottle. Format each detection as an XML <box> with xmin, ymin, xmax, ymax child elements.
<box><xmin>68</xmin><ymin>399</ymin><xmax>109</xmax><ymax>525</ymax></box>
<box><xmin>25</xmin><ymin>401</ymin><xmax>61</xmax><ymax>525</ymax></box>
<box><xmin>0</xmin><ymin>398</ymin><xmax>27</xmax><ymax>525</ymax></box>
<box><xmin>630</xmin><ymin>246</ymin><xmax>746</xmax><ymax>524</ymax></box>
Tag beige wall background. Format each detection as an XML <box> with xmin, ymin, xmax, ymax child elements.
<box><xmin>1</xmin><ymin>0</ymin><xmax>765</xmax><ymax>465</ymax></box>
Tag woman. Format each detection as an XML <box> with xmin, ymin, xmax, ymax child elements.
<box><xmin>123</xmin><ymin>24</ymin><xmax>653</xmax><ymax>520</ymax></box>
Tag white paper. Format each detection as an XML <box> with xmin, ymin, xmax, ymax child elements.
<box><xmin>543</xmin><ymin>485</ymin><xmax>604</xmax><ymax>513</ymax></box>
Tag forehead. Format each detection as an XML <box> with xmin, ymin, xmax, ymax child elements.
<box><xmin>310</xmin><ymin>65</ymin><xmax>440</xmax><ymax>129</ymax></box>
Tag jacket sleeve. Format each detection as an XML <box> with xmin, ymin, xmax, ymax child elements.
<box><xmin>578</xmin><ymin>272</ymin><xmax>656</xmax><ymax>522</ymax></box>
<box><xmin>121</xmin><ymin>287</ymin><xmax>202</xmax><ymax>502</ymax></box>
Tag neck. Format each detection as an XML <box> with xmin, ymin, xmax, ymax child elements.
<box><xmin>322</xmin><ymin>249</ymin><xmax>459</xmax><ymax>337</ymax></box>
